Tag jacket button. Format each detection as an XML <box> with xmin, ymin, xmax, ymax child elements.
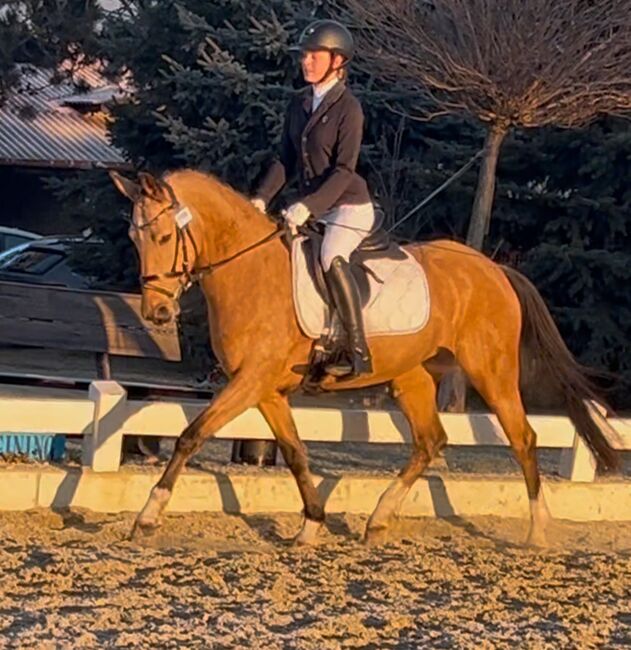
<box><xmin>305</xmin><ymin>180</ymin><xmax>311</xmax><ymax>187</ymax></box>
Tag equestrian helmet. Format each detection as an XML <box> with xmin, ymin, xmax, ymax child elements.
<box><xmin>291</xmin><ymin>20</ymin><xmax>354</xmax><ymax>61</ymax></box>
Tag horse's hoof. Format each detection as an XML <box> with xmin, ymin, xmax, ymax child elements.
<box><xmin>363</xmin><ymin>525</ymin><xmax>390</xmax><ymax>546</ymax></box>
<box><xmin>130</xmin><ymin>519</ymin><xmax>160</xmax><ymax>541</ymax></box>
<box><xmin>525</xmin><ymin>528</ymin><xmax>549</xmax><ymax>549</ymax></box>
<box><xmin>293</xmin><ymin>519</ymin><xmax>322</xmax><ymax>547</ymax></box>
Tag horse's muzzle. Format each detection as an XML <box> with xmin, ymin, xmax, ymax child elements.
<box><xmin>153</xmin><ymin>303</ymin><xmax>174</xmax><ymax>325</ymax></box>
<box><xmin>143</xmin><ymin>299</ymin><xmax>177</xmax><ymax>326</ymax></box>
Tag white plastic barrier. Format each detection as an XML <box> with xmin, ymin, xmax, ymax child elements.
<box><xmin>0</xmin><ymin>380</ymin><xmax>629</xmax><ymax>479</ymax></box>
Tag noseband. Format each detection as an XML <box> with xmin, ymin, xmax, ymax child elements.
<box><xmin>131</xmin><ymin>181</ymin><xmax>284</xmax><ymax>301</ymax></box>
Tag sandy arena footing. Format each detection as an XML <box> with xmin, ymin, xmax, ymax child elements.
<box><xmin>0</xmin><ymin>509</ymin><xmax>629</xmax><ymax>648</ymax></box>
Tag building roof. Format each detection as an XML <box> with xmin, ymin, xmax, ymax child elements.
<box><xmin>0</xmin><ymin>64</ymin><xmax>131</xmax><ymax>170</ymax></box>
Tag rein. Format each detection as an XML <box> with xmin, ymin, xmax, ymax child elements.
<box><xmin>133</xmin><ymin>186</ymin><xmax>285</xmax><ymax>300</ymax></box>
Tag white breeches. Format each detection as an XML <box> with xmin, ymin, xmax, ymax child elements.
<box><xmin>319</xmin><ymin>203</ymin><xmax>376</xmax><ymax>271</ymax></box>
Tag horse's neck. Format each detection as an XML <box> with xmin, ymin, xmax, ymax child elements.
<box><xmin>172</xmin><ymin>174</ymin><xmax>290</xmax><ymax>359</ymax></box>
<box><xmin>200</xmin><ymin>210</ymin><xmax>275</xmax><ymax>267</ymax></box>
<box><xmin>199</xmin><ymin>233</ymin><xmax>290</xmax><ymax>370</ymax></box>
<box><xmin>171</xmin><ymin>174</ymin><xmax>275</xmax><ymax>268</ymax></box>
<box><xmin>189</xmin><ymin>190</ymin><xmax>287</xmax><ymax>321</ymax></box>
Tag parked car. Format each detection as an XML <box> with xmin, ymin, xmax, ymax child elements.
<box><xmin>0</xmin><ymin>226</ymin><xmax>41</xmax><ymax>253</ymax></box>
<box><xmin>0</xmin><ymin>235</ymin><xmax>103</xmax><ymax>289</ymax></box>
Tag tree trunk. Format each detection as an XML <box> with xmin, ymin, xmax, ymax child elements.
<box><xmin>440</xmin><ymin>125</ymin><xmax>508</xmax><ymax>413</ymax></box>
<box><xmin>466</xmin><ymin>125</ymin><xmax>508</xmax><ymax>250</ymax></box>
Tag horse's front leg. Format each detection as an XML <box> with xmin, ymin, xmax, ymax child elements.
<box><xmin>258</xmin><ymin>393</ymin><xmax>324</xmax><ymax>545</ymax></box>
<box><xmin>131</xmin><ymin>372</ymin><xmax>264</xmax><ymax>539</ymax></box>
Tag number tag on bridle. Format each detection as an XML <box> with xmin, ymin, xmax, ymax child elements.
<box><xmin>175</xmin><ymin>207</ymin><xmax>193</xmax><ymax>230</ymax></box>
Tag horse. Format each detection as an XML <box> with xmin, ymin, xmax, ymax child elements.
<box><xmin>110</xmin><ymin>168</ymin><xmax>617</xmax><ymax>547</ymax></box>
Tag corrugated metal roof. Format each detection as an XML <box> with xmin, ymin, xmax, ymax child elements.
<box><xmin>0</xmin><ymin>64</ymin><xmax>131</xmax><ymax>169</ymax></box>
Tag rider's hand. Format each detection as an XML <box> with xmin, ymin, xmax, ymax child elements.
<box><xmin>284</xmin><ymin>202</ymin><xmax>311</xmax><ymax>227</ymax></box>
<box><xmin>251</xmin><ymin>198</ymin><xmax>266</xmax><ymax>213</ymax></box>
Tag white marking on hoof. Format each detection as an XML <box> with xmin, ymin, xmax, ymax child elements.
<box><xmin>133</xmin><ymin>486</ymin><xmax>171</xmax><ymax>534</ymax></box>
<box><xmin>130</xmin><ymin>519</ymin><xmax>159</xmax><ymax>541</ymax></box>
<box><xmin>526</xmin><ymin>526</ymin><xmax>549</xmax><ymax>548</ymax></box>
<box><xmin>363</xmin><ymin>525</ymin><xmax>389</xmax><ymax>546</ymax></box>
<box><xmin>294</xmin><ymin>519</ymin><xmax>322</xmax><ymax>546</ymax></box>
<box><xmin>367</xmin><ymin>479</ymin><xmax>409</xmax><ymax>531</ymax></box>
<box><xmin>526</xmin><ymin>492</ymin><xmax>552</xmax><ymax>547</ymax></box>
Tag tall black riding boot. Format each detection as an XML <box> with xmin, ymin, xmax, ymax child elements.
<box><xmin>324</xmin><ymin>256</ymin><xmax>373</xmax><ymax>377</ymax></box>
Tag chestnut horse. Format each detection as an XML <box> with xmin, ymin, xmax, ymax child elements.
<box><xmin>110</xmin><ymin>169</ymin><xmax>616</xmax><ymax>547</ymax></box>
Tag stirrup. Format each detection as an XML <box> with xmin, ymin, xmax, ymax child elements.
<box><xmin>325</xmin><ymin>348</ymin><xmax>373</xmax><ymax>378</ymax></box>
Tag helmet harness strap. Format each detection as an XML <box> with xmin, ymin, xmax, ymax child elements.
<box><xmin>311</xmin><ymin>50</ymin><xmax>348</xmax><ymax>86</ymax></box>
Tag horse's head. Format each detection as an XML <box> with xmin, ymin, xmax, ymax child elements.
<box><xmin>110</xmin><ymin>170</ymin><xmax>200</xmax><ymax>326</ymax></box>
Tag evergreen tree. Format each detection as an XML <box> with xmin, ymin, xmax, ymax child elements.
<box><xmin>51</xmin><ymin>0</ymin><xmax>629</xmax><ymax>406</ymax></box>
<box><xmin>491</xmin><ymin>119</ymin><xmax>631</xmax><ymax>405</ymax></box>
<box><xmin>0</xmin><ymin>0</ymin><xmax>101</xmax><ymax>102</ymax></box>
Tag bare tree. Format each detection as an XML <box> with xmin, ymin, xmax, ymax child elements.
<box><xmin>338</xmin><ymin>0</ymin><xmax>631</xmax><ymax>249</ymax></box>
<box><xmin>364</xmin><ymin>115</ymin><xmax>410</xmax><ymax>228</ymax></box>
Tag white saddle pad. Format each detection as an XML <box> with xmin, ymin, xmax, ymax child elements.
<box><xmin>292</xmin><ymin>237</ymin><xmax>430</xmax><ymax>340</ymax></box>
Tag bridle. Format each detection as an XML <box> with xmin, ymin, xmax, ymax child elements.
<box><xmin>130</xmin><ymin>182</ymin><xmax>285</xmax><ymax>301</ymax></box>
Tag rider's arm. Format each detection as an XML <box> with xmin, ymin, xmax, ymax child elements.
<box><xmin>254</xmin><ymin>108</ymin><xmax>297</xmax><ymax>206</ymax></box>
<box><xmin>301</xmin><ymin>95</ymin><xmax>363</xmax><ymax>218</ymax></box>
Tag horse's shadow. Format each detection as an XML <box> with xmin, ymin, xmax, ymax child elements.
<box><xmin>424</xmin><ymin>475</ymin><xmax>521</xmax><ymax>551</ymax></box>
<box><xmin>215</xmin><ymin>472</ymin><xmax>517</xmax><ymax>550</ymax></box>
<box><xmin>238</xmin><ymin>512</ymin><xmax>357</xmax><ymax>546</ymax></box>
<box><xmin>218</xmin><ymin>470</ymin><xmax>358</xmax><ymax>545</ymax></box>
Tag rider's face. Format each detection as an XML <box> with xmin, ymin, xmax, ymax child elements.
<box><xmin>301</xmin><ymin>50</ymin><xmax>344</xmax><ymax>84</ymax></box>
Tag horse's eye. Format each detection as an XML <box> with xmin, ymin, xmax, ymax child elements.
<box><xmin>158</xmin><ymin>233</ymin><xmax>172</xmax><ymax>245</ymax></box>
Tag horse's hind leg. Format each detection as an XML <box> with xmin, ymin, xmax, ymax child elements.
<box><xmin>365</xmin><ymin>365</ymin><xmax>447</xmax><ymax>544</ymax></box>
<box><xmin>457</xmin><ymin>340</ymin><xmax>551</xmax><ymax>546</ymax></box>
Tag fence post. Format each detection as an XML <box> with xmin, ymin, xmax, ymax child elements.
<box><xmin>559</xmin><ymin>430</ymin><xmax>597</xmax><ymax>482</ymax></box>
<box><xmin>83</xmin><ymin>381</ymin><xmax>127</xmax><ymax>472</ymax></box>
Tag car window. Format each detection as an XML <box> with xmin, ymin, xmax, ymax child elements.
<box><xmin>5</xmin><ymin>234</ymin><xmax>34</xmax><ymax>249</ymax></box>
<box><xmin>0</xmin><ymin>248</ymin><xmax>64</xmax><ymax>275</ymax></box>
<box><xmin>0</xmin><ymin>242</ymin><xmax>28</xmax><ymax>263</ymax></box>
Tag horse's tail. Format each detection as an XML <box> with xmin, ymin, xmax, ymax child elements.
<box><xmin>502</xmin><ymin>266</ymin><xmax>618</xmax><ymax>471</ymax></box>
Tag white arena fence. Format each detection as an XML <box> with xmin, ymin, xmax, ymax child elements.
<box><xmin>0</xmin><ymin>380</ymin><xmax>629</xmax><ymax>480</ymax></box>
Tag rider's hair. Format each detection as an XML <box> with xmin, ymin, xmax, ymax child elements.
<box><xmin>335</xmin><ymin>55</ymin><xmax>349</xmax><ymax>81</ymax></box>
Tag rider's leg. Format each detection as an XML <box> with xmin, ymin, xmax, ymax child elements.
<box><xmin>320</xmin><ymin>218</ymin><xmax>373</xmax><ymax>378</ymax></box>
<box><xmin>324</xmin><ymin>256</ymin><xmax>373</xmax><ymax>377</ymax></box>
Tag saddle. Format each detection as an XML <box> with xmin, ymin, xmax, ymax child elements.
<box><xmin>299</xmin><ymin>208</ymin><xmax>408</xmax><ymax>307</ymax></box>
<box><xmin>290</xmin><ymin>211</ymin><xmax>430</xmax><ymax>386</ymax></box>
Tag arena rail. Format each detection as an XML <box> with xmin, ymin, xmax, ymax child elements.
<box><xmin>0</xmin><ymin>380</ymin><xmax>629</xmax><ymax>480</ymax></box>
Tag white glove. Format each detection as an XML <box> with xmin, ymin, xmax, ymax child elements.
<box><xmin>284</xmin><ymin>202</ymin><xmax>311</xmax><ymax>227</ymax></box>
<box><xmin>251</xmin><ymin>198</ymin><xmax>266</xmax><ymax>213</ymax></box>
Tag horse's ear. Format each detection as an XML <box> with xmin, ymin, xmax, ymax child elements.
<box><xmin>138</xmin><ymin>171</ymin><xmax>168</xmax><ymax>202</ymax></box>
<box><xmin>110</xmin><ymin>170</ymin><xmax>140</xmax><ymax>202</ymax></box>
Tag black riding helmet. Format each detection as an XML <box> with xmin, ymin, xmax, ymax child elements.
<box><xmin>291</xmin><ymin>20</ymin><xmax>354</xmax><ymax>62</ymax></box>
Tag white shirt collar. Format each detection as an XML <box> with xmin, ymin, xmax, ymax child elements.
<box><xmin>312</xmin><ymin>77</ymin><xmax>339</xmax><ymax>111</ymax></box>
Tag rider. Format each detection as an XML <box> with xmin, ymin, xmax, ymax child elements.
<box><xmin>252</xmin><ymin>20</ymin><xmax>375</xmax><ymax>378</ymax></box>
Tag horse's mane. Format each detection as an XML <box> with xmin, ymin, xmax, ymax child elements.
<box><xmin>164</xmin><ymin>169</ymin><xmax>274</xmax><ymax>227</ymax></box>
